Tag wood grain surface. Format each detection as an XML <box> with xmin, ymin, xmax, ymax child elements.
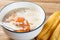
<box><xmin>0</xmin><ymin>0</ymin><xmax>60</xmax><ymax>40</ymax></box>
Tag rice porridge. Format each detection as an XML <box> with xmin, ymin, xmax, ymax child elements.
<box><xmin>2</xmin><ymin>8</ymin><xmax>41</xmax><ymax>32</ymax></box>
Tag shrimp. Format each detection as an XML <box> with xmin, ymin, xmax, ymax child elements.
<box><xmin>14</xmin><ymin>17</ymin><xmax>30</xmax><ymax>32</ymax></box>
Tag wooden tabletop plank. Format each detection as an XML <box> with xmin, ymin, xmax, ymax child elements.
<box><xmin>36</xmin><ymin>2</ymin><xmax>60</xmax><ymax>13</ymax></box>
<box><xmin>0</xmin><ymin>0</ymin><xmax>60</xmax><ymax>3</ymax></box>
<box><xmin>40</xmin><ymin>0</ymin><xmax>60</xmax><ymax>3</ymax></box>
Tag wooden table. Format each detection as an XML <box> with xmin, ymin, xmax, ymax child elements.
<box><xmin>0</xmin><ymin>0</ymin><xmax>60</xmax><ymax>40</ymax></box>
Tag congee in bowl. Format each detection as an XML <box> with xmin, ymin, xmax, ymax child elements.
<box><xmin>0</xmin><ymin>2</ymin><xmax>45</xmax><ymax>40</ymax></box>
<box><xmin>2</xmin><ymin>8</ymin><xmax>42</xmax><ymax>32</ymax></box>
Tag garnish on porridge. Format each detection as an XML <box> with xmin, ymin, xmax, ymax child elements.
<box><xmin>6</xmin><ymin>14</ymin><xmax>30</xmax><ymax>32</ymax></box>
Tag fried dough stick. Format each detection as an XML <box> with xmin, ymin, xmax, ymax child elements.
<box><xmin>50</xmin><ymin>23</ymin><xmax>60</xmax><ymax>40</ymax></box>
<box><xmin>57</xmin><ymin>32</ymin><xmax>60</xmax><ymax>40</ymax></box>
<box><xmin>37</xmin><ymin>12</ymin><xmax>60</xmax><ymax>40</ymax></box>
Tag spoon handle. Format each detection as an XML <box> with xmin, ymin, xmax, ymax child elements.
<box><xmin>0</xmin><ymin>22</ymin><xmax>15</xmax><ymax>31</ymax></box>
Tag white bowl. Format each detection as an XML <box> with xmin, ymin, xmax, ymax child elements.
<box><xmin>0</xmin><ymin>2</ymin><xmax>46</xmax><ymax>40</ymax></box>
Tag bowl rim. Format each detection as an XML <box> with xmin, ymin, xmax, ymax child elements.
<box><xmin>0</xmin><ymin>2</ymin><xmax>46</xmax><ymax>33</ymax></box>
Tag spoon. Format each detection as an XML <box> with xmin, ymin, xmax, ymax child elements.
<box><xmin>0</xmin><ymin>22</ymin><xmax>16</xmax><ymax>31</ymax></box>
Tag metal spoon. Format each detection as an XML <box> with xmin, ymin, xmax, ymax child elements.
<box><xmin>0</xmin><ymin>22</ymin><xmax>15</xmax><ymax>31</ymax></box>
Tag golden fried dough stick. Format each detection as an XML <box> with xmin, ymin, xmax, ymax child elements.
<box><xmin>37</xmin><ymin>12</ymin><xmax>60</xmax><ymax>40</ymax></box>
<box><xmin>40</xmin><ymin>16</ymin><xmax>60</xmax><ymax>40</ymax></box>
<box><xmin>57</xmin><ymin>33</ymin><xmax>60</xmax><ymax>40</ymax></box>
<box><xmin>37</xmin><ymin>16</ymin><xmax>60</xmax><ymax>40</ymax></box>
<box><xmin>49</xmin><ymin>23</ymin><xmax>60</xmax><ymax>40</ymax></box>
